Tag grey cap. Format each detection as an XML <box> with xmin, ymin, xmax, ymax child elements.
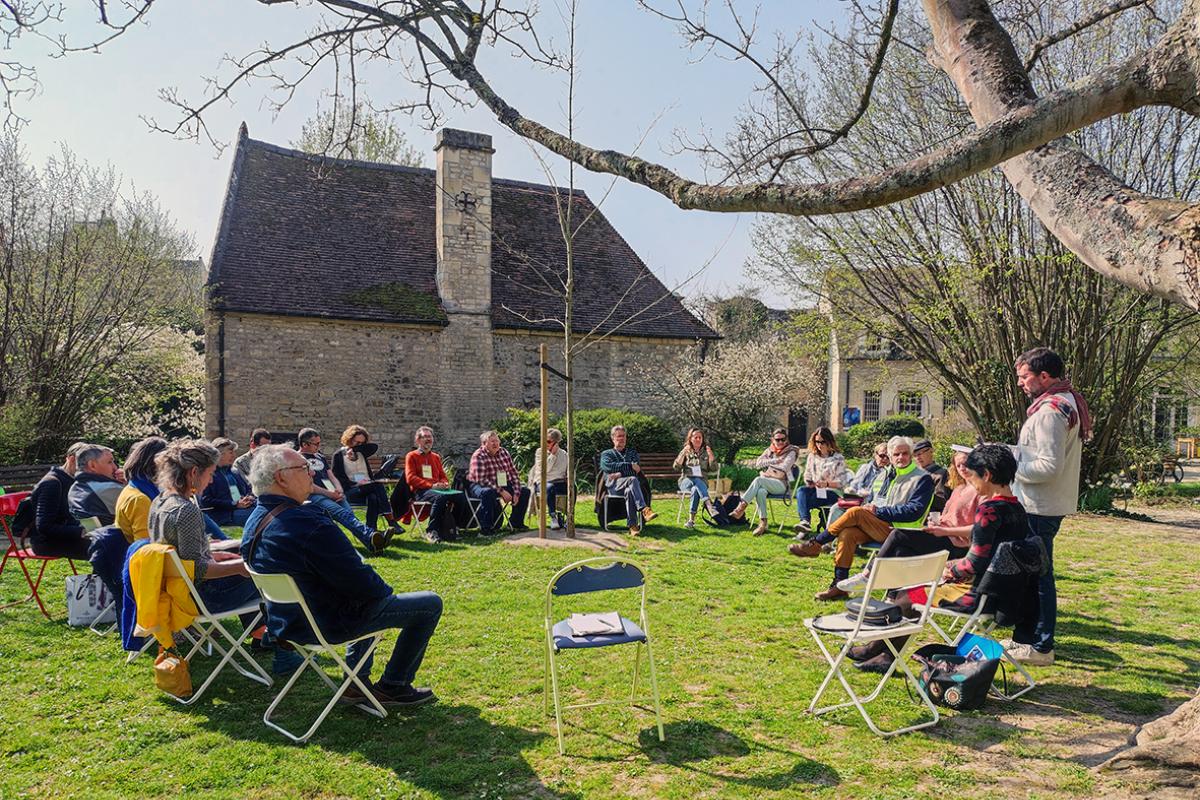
<box><xmin>913</xmin><ymin>439</ymin><xmax>933</xmax><ymax>452</ymax></box>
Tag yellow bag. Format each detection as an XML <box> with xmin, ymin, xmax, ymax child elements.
<box><xmin>154</xmin><ymin>646</ymin><xmax>193</xmax><ymax>698</ymax></box>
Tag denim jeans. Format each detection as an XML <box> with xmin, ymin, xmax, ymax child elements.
<box><xmin>197</xmin><ymin>574</ymin><xmax>262</xmax><ymax>626</ymax></box>
<box><xmin>795</xmin><ymin>486</ymin><xmax>838</xmax><ymax>527</ymax></box>
<box><xmin>468</xmin><ymin>484</ymin><xmax>530</xmax><ymax>530</ymax></box>
<box><xmin>346</xmin><ymin>483</ymin><xmax>390</xmax><ymax>530</ymax></box>
<box><xmin>1014</xmin><ymin>513</ymin><xmax>1062</xmax><ymax>653</ymax></box>
<box><xmin>345</xmin><ymin>592</ymin><xmax>443</xmax><ymax>688</ymax></box>
<box><xmin>678</xmin><ymin>476</ymin><xmax>710</xmax><ymax>514</ymax></box>
<box><xmin>309</xmin><ymin>494</ymin><xmax>375</xmax><ymax>547</ymax></box>
<box><xmin>203</xmin><ymin>513</ymin><xmax>229</xmax><ymax>541</ymax></box>
<box><xmin>530</xmin><ymin>481</ymin><xmax>569</xmax><ymax>520</ymax></box>
<box><xmin>607</xmin><ymin>476</ymin><xmax>647</xmax><ymax>527</ymax></box>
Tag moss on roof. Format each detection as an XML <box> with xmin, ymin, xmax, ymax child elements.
<box><xmin>340</xmin><ymin>282</ymin><xmax>447</xmax><ymax>323</ymax></box>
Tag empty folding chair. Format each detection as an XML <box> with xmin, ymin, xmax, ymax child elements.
<box><xmin>805</xmin><ymin>550</ymin><xmax>947</xmax><ymax>736</ymax></box>
<box><xmin>544</xmin><ymin>557</ymin><xmax>665</xmax><ymax>755</ymax></box>
<box><xmin>162</xmin><ymin>549</ymin><xmax>271</xmax><ymax>704</ymax></box>
<box><xmin>247</xmin><ymin>567</ymin><xmax>388</xmax><ymax>744</ymax></box>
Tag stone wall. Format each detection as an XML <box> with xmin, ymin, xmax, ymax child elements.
<box><xmin>207</xmin><ymin>311</ymin><xmax>702</xmax><ymax>459</ymax></box>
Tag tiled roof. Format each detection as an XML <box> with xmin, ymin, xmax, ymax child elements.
<box><xmin>207</xmin><ymin>127</ymin><xmax>718</xmax><ymax>340</ymax></box>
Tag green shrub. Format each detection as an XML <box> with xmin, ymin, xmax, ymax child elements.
<box><xmin>491</xmin><ymin>407</ymin><xmax>679</xmax><ymax>477</ymax></box>
<box><xmin>837</xmin><ymin>422</ymin><xmax>877</xmax><ymax>458</ymax></box>
<box><xmin>872</xmin><ymin>415</ymin><xmax>926</xmax><ymax>439</ymax></box>
<box><xmin>721</xmin><ymin>464</ymin><xmax>760</xmax><ymax>492</ymax></box>
<box><xmin>0</xmin><ymin>402</ymin><xmax>40</xmax><ymax>466</ymax></box>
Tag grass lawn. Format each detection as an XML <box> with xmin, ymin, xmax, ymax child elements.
<box><xmin>1</xmin><ymin>499</ymin><xmax>1198</xmax><ymax>799</ymax></box>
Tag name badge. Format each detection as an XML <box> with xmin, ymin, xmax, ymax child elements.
<box><xmin>421</xmin><ymin>465</ymin><xmax>433</xmax><ymax>479</ymax></box>
<box><xmin>496</xmin><ymin>472</ymin><xmax>509</xmax><ymax>488</ymax></box>
<box><xmin>321</xmin><ymin>478</ymin><xmax>335</xmax><ymax>492</ymax></box>
<box><xmin>816</xmin><ymin>488</ymin><xmax>828</xmax><ymax>500</ymax></box>
<box><xmin>691</xmin><ymin>466</ymin><xmax>703</xmax><ymax>477</ymax></box>
<box><xmin>229</xmin><ymin>484</ymin><xmax>242</xmax><ymax>503</ymax></box>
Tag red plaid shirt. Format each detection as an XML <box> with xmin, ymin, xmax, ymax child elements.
<box><xmin>468</xmin><ymin>446</ymin><xmax>521</xmax><ymax>493</ymax></box>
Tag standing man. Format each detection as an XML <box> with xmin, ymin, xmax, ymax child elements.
<box><xmin>298</xmin><ymin>428</ymin><xmax>391</xmax><ymax>554</ymax></box>
<box><xmin>599</xmin><ymin>425</ymin><xmax>657</xmax><ymax>535</ymax></box>
<box><xmin>405</xmin><ymin>426</ymin><xmax>469</xmax><ymax>543</ymax></box>
<box><xmin>467</xmin><ymin>431</ymin><xmax>530</xmax><ymax>533</ymax></box>
<box><xmin>913</xmin><ymin>439</ymin><xmax>951</xmax><ymax>513</ymax></box>
<box><xmin>233</xmin><ymin>428</ymin><xmax>272</xmax><ymax>480</ymax></box>
<box><xmin>1009</xmin><ymin>347</ymin><xmax>1088</xmax><ymax>666</ymax></box>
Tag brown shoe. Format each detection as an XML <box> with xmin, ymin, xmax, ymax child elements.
<box><xmin>752</xmin><ymin>519</ymin><xmax>769</xmax><ymax>536</ymax></box>
<box><xmin>814</xmin><ymin>586</ymin><xmax>850</xmax><ymax>602</ymax></box>
<box><xmin>641</xmin><ymin>507</ymin><xmax>658</xmax><ymax>523</ymax></box>
<box><xmin>628</xmin><ymin>525</ymin><xmax>641</xmax><ymax>537</ymax></box>
<box><xmin>788</xmin><ymin>541</ymin><xmax>822</xmax><ymax>558</ymax></box>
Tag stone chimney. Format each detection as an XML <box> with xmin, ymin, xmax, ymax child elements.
<box><xmin>434</xmin><ymin>129</ymin><xmax>494</xmax><ymax>313</ymax></box>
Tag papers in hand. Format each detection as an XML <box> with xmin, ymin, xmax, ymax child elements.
<box><xmin>567</xmin><ymin>611</ymin><xmax>624</xmax><ymax>637</ymax></box>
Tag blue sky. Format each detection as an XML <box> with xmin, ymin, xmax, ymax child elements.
<box><xmin>13</xmin><ymin>2</ymin><xmax>844</xmax><ymax>309</ymax></box>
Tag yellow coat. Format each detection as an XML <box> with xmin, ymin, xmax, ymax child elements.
<box><xmin>115</xmin><ymin>485</ymin><xmax>152</xmax><ymax>544</ymax></box>
<box><xmin>129</xmin><ymin>543</ymin><xmax>198</xmax><ymax>648</ymax></box>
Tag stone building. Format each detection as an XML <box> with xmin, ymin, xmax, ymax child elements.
<box><xmin>204</xmin><ymin>126</ymin><xmax>718</xmax><ymax>455</ymax></box>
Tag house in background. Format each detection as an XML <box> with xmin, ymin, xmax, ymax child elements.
<box><xmin>826</xmin><ymin>331</ymin><xmax>968</xmax><ymax>434</ymax></box>
<box><xmin>204</xmin><ymin>126</ymin><xmax>718</xmax><ymax>454</ymax></box>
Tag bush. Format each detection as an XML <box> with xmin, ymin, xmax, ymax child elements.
<box><xmin>872</xmin><ymin>415</ymin><xmax>926</xmax><ymax>439</ymax></box>
<box><xmin>491</xmin><ymin>407</ymin><xmax>679</xmax><ymax>478</ymax></box>
<box><xmin>0</xmin><ymin>402</ymin><xmax>40</xmax><ymax>466</ymax></box>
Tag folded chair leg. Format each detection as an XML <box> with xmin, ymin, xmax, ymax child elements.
<box><xmin>645</xmin><ymin>638</ymin><xmax>665</xmax><ymax>743</ymax></box>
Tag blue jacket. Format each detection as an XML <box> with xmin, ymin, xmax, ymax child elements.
<box><xmin>119</xmin><ymin>538</ymin><xmax>151</xmax><ymax>653</ymax></box>
<box><xmin>200</xmin><ymin>466</ymin><xmax>253</xmax><ymax>526</ymax></box>
<box><xmin>241</xmin><ymin>495</ymin><xmax>392</xmax><ymax>646</ymax></box>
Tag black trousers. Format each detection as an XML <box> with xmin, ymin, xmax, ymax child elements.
<box><xmin>415</xmin><ymin>489</ymin><xmax>470</xmax><ymax>534</ymax></box>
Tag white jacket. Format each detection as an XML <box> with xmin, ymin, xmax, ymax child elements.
<box><xmin>1014</xmin><ymin>390</ymin><xmax>1081</xmax><ymax>517</ymax></box>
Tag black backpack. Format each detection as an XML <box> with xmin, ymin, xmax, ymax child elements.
<box><xmin>703</xmin><ymin>493</ymin><xmax>748</xmax><ymax>528</ymax></box>
<box><xmin>912</xmin><ymin>644</ymin><xmax>1001</xmax><ymax>710</ymax></box>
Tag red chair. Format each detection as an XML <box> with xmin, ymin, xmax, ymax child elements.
<box><xmin>0</xmin><ymin>491</ymin><xmax>79</xmax><ymax>620</ymax></box>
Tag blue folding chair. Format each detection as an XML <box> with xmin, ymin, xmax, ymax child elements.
<box><xmin>544</xmin><ymin>557</ymin><xmax>665</xmax><ymax>754</ymax></box>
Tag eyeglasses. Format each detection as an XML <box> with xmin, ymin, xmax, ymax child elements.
<box><xmin>814</xmin><ymin>439</ymin><xmax>831</xmax><ymax>445</ymax></box>
<box><xmin>277</xmin><ymin>464</ymin><xmax>311</xmax><ymax>475</ymax></box>
<box><xmin>772</xmin><ymin>437</ymin><xmax>787</xmax><ymax>442</ymax></box>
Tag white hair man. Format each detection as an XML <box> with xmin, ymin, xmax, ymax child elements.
<box><xmin>789</xmin><ymin>435</ymin><xmax>935</xmax><ymax>601</ymax></box>
<box><xmin>241</xmin><ymin>445</ymin><xmax>443</xmax><ymax>707</ymax></box>
<box><xmin>466</xmin><ymin>430</ymin><xmax>530</xmax><ymax>533</ymax></box>
<box><xmin>67</xmin><ymin>444</ymin><xmax>126</xmax><ymax>526</ymax></box>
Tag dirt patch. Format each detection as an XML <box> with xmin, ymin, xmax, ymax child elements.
<box><xmin>502</xmin><ymin>527</ymin><xmax>664</xmax><ymax>551</ymax></box>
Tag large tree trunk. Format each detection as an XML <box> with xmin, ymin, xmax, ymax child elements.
<box><xmin>1100</xmin><ymin>691</ymin><xmax>1200</xmax><ymax>789</ymax></box>
<box><xmin>923</xmin><ymin>0</ymin><xmax>1200</xmax><ymax>310</ymax></box>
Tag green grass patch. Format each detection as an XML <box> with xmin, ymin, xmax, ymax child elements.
<box><xmin>1</xmin><ymin>501</ymin><xmax>1197</xmax><ymax>798</ymax></box>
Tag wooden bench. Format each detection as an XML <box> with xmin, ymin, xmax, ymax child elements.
<box><xmin>0</xmin><ymin>463</ymin><xmax>55</xmax><ymax>493</ymax></box>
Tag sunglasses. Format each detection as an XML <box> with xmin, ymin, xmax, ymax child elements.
<box><xmin>772</xmin><ymin>437</ymin><xmax>787</xmax><ymax>442</ymax></box>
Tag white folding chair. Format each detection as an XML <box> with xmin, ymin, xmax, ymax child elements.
<box><xmin>89</xmin><ymin>600</ymin><xmax>117</xmax><ymax>636</ymax></box>
<box><xmin>805</xmin><ymin>551</ymin><xmax>948</xmax><ymax>736</ymax></box>
<box><xmin>544</xmin><ymin>557</ymin><xmax>665</xmax><ymax>755</ymax></box>
<box><xmin>247</xmin><ymin>568</ymin><xmax>388</xmax><ymax>744</ymax></box>
<box><xmin>408</xmin><ymin>499</ymin><xmax>432</xmax><ymax>536</ymax></box>
<box><xmin>916</xmin><ymin>598</ymin><xmax>1036</xmax><ymax>700</ymax></box>
<box><xmin>162</xmin><ymin>549</ymin><xmax>271</xmax><ymax>704</ymax></box>
<box><xmin>675</xmin><ymin>465</ymin><xmax>721</xmax><ymax>524</ymax></box>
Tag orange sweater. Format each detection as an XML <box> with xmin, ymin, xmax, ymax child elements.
<box><xmin>405</xmin><ymin>450</ymin><xmax>448</xmax><ymax>492</ymax></box>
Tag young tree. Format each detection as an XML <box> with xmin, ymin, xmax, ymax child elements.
<box><xmin>0</xmin><ymin>134</ymin><xmax>199</xmax><ymax>460</ymax></box>
<box><xmin>292</xmin><ymin>98</ymin><xmax>424</xmax><ymax>166</ymax></box>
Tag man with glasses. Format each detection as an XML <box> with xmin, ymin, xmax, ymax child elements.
<box><xmin>298</xmin><ymin>427</ymin><xmax>391</xmax><ymax>554</ymax></box>
<box><xmin>405</xmin><ymin>426</ymin><xmax>469</xmax><ymax>543</ymax></box>
<box><xmin>813</xmin><ymin>442</ymin><xmax>890</xmax><ymax>540</ymax></box>
<box><xmin>600</xmin><ymin>425</ymin><xmax>657</xmax><ymax>535</ymax></box>
<box><xmin>243</xmin><ymin>445</ymin><xmax>442</xmax><ymax>708</ymax></box>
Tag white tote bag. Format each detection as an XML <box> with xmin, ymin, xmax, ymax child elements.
<box><xmin>66</xmin><ymin>574</ymin><xmax>116</xmax><ymax>627</ymax></box>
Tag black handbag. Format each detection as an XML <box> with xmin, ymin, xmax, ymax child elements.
<box><xmin>912</xmin><ymin>644</ymin><xmax>1000</xmax><ymax>710</ymax></box>
<box><xmin>844</xmin><ymin>597</ymin><xmax>902</xmax><ymax>627</ymax></box>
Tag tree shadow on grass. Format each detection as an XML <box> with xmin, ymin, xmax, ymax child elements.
<box><xmin>192</xmin><ymin>684</ymin><xmax>579</xmax><ymax>799</ymax></box>
<box><xmin>559</xmin><ymin>719</ymin><xmax>839</xmax><ymax>792</ymax></box>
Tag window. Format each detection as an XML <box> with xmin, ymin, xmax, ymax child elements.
<box><xmin>863</xmin><ymin>391</ymin><xmax>881</xmax><ymax>423</ymax></box>
<box><xmin>943</xmin><ymin>393</ymin><xmax>960</xmax><ymax>414</ymax></box>
<box><xmin>898</xmin><ymin>391</ymin><xmax>924</xmax><ymax>417</ymax></box>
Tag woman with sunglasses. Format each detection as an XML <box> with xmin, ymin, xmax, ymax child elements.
<box><xmin>794</xmin><ymin>427</ymin><xmax>851</xmax><ymax>535</ymax></box>
<box><xmin>728</xmin><ymin>428</ymin><xmax>799</xmax><ymax>535</ymax></box>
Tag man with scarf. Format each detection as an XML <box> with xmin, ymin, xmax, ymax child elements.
<box><xmin>1009</xmin><ymin>346</ymin><xmax>1090</xmax><ymax>666</ymax></box>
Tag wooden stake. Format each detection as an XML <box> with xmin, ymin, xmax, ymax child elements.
<box><xmin>539</xmin><ymin>343</ymin><xmax>549</xmax><ymax>539</ymax></box>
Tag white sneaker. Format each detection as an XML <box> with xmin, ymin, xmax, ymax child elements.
<box><xmin>1006</xmin><ymin>643</ymin><xmax>1054</xmax><ymax>666</ymax></box>
<box><xmin>549</xmin><ymin>517</ymin><xmax>561</xmax><ymax>530</ymax></box>
<box><xmin>836</xmin><ymin>571</ymin><xmax>870</xmax><ymax>593</ymax></box>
